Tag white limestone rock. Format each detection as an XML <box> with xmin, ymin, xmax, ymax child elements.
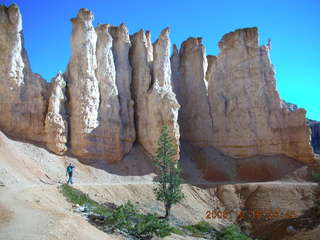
<box><xmin>95</xmin><ymin>24</ymin><xmax>123</xmax><ymax>162</ymax></box>
<box><xmin>130</xmin><ymin>28</ymin><xmax>180</xmax><ymax>158</ymax></box>
<box><xmin>67</xmin><ymin>9</ymin><xmax>128</xmax><ymax>162</ymax></box>
<box><xmin>0</xmin><ymin>4</ymin><xmax>48</xmax><ymax>143</ymax></box>
<box><xmin>171</xmin><ymin>37</ymin><xmax>214</xmax><ymax>146</ymax></box>
<box><xmin>66</xmin><ymin>8</ymin><xmax>100</xmax><ymax>159</ymax></box>
<box><xmin>45</xmin><ymin>73</ymin><xmax>68</xmax><ymax>155</ymax></box>
<box><xmin>109</xmin><ymin>24</ymin><xmax>136</xmax><ymax>155</ymax></box>
<box><xmin>207</xmin><ymin>27</ymin><xmax>314</xmax><ymax>163</ymax></box>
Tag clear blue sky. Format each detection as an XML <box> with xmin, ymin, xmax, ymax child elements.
<box><xmin>3</xmin><ymin>0</ymin><xmax>320</xmax><ymax>120</ymax></box>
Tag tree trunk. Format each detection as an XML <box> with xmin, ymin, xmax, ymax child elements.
<box><xmin>164</xmin><ymin>203</ymin><xmax>171</xmax><ymax>219</ymax></box>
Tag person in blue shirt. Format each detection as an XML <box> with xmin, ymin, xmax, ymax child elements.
<box><xmin>66</xmin><ymin>163</ymin><xmax>75</xmax><ymax>184</ymax></box>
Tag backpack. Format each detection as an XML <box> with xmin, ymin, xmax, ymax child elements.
<box><xmin>67</xmin><ymin>166</ymin><xmax>73</xmax><ymax>173</ymax></box>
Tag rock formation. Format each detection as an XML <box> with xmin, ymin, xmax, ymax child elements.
<box><xmin>66</xmin><ymin>10</ymin><xmax>124</xmax><ymax>162</ymax></box>
<box><xmin>95</xmin><ymin>23</ymin><xmax>123</xmax><ymax>162</ymax></box>
<box><xmin>172</xmin><ymin>28</ymin><xmax>315</xmax><ymax>164</ymax></box>
<box><xmin>207</xmin><ymin>28</ymin><xmax>314</xmax><ymax>163</ymax></box>
<box><xmin>130</xmin><ymin>28</ymin><xmax>180</xmax><ymax>158</ymax></box>
<box><xmin>205</xmin><ymin>55</ymin><xmax>217</xmax><ymax>83</ymax></box>
<box><xmin>109</xmin><ymin>24</ymin><xmax>136</xmax><ymax>155</ymax></box>
<box><xmin>45</xmin><ymin>73</ymin><xmax>68</xmax><ymax>155</ymax></box>
<box><xmin>307</xmin><ymin>119</ymin><xmax>320</xmax><ymax>154</ymax></box>
<box><xmin>0</xmin><ymin>4</ymin><xmax>315</xmax><ymax>167</ymax></box>
<box><xmin>171</xmin><ymin>38</ymin><xmax>214</xmax><ymax>146</ymax></box>
<box><xmin>66</xmin><ymin>8</ymin><xmax>100</xmax><ymax>159</ymax></box>
<box><xmin>0</xmin><ymin>4</ymin><xmax>48</xmax><ymax>143</ymax></box>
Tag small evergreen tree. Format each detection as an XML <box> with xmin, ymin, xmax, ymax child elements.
<box><xmin>153</xmin><ymin>125</ymin><xmax>185</xmax><ymax>219</ymax></box>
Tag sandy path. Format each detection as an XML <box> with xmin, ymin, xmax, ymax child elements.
<box><xmin>0</xmin><ymin>184</ymin><xmax>123</xmax><ymax>240</ymax></box>
<box><xmin>0</xmin><ymin>185</ymin><xmax>50</xmax><ymax>239</ymax></box>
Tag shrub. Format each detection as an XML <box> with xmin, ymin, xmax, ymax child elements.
<box><xmin>312</xmin><ymin>171</ymin><xmax>320</xmax><ymax>183</ymax></box>
<box><xmin>60</xmin><ymin>183</ymin><xmax>112</xmax><ymax>216</ymax></box>
<box><xmin>105</xmin><ymin>201</ymin><xmax>174</xmax><ymax>239</ymax></box>
<box><xmin>182</xmin><ymin>221</ymin><xmax>216</xmax><ymax>238</ymax></box>
<box><xmin>217</xmin><ymin>225</ymin><xmax>253</xmax><ymax>240</ymax></box>
<box><xmin>60</xmin><ymin>183</ymin><xmax>97</xmax><ymax>206</ymax></box>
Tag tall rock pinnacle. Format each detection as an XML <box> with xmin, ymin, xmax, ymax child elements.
<box><xmin>95</xmin><ymin>24</ymin><xmax>123</xmax><ymax>162</ymax></box>
<box><xmin>109</xmin><ymin>24</ymin><xmax>136</xmax><ymax>155</ymax></box>
<box><xmin>171</xmin><ymin>37</ymin><xmax>214</xmax><ymax>146</ymax></box>
<box><xmin>67</xmin><ymin>8</ymin><xmax>100</xmax><ymax>158</ymax></box>
<box><xmin>0</xmin><ymin>4</ymin><xmax>48</xmax><ymax>142</ymax></box>
<box><xmin>45</xmin><ymin>73</ymin><xmax>68</xmax><ymax>155</ymax></box>
<box><xmin>207</xmin><ymin>27</ymin><xmax>314</xmax><ymax>163</ymax></box>
<box><xmin>67</xmin><ymin>9</ymin><xmax>124</xmax><ymax>162</ymax></box>
<box><xmin>130</xmin><ymin>29</ymin><xmax>180</xmax><ymax>158</ymax></box>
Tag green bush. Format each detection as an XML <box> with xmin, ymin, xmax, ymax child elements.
<box><xmin>104</xmin><ymin>201</ymin><xmax>137</xmax><ymax>229</ymax></box>
<box><xmin>105</xmin><ymin>201</ymin><xmax>174</xmax><ymax>239</ymax></box>
<box><xmin>61</xmin><ymin>185</ymin><xmax>174</xmax><ymax>239</ymax></box>
<box><xmin>312</xmin><ymin>171</ymin><xmax>320</xmax><ymax>183</ymax></box>
<box><xmin>182</xmin><ymin>221</ymin><xmax>216</xmax><ymax>238</ymax></box>
<box><xmin>60</xmin><ymin>183</ymin><xmax>97</xmax><ymax>206</ymax></box>
<box><xmin>130</xmin><ymin>213</ymin><xmax>174</xmax><ymax>239</ymax></box>
<box><xmin>217</xmin><ymin>225</ymin><xmax>253</xmax><ymax>240</ymax></box>
<box><xmin>170</xmin><ymin>227</ymin><xmax>185</xmax><ymax>236</ymax></box>
<box><xmin>60</xmin><ymin>184</ymin><xmax>111</xmax><ymax>216</ymax></box>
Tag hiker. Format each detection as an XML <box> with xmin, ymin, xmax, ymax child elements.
<box><xmin>66</xmin><ymin>163</ymin><xmax>75</xmax><ymax>184</ymax></box>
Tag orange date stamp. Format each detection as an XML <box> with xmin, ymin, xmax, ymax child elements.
<box><xmin>205</xmin><ymin>209</ymin><xmax>297</xmax><ymax>220</ymax></box>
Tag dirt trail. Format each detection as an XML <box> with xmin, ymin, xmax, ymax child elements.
<box><xmin>0</xmin><ymin>183</ymin><xmax>124</xmax><ymax>240</ymax></box>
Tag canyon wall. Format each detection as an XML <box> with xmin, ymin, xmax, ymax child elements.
<box><xmin>172</xmin><ymin>27</ymin><xmax>315</xmax><ymax>164</ymax></box>
<box><xmin>0</xmin><ymin>4</ymin><xmax>315</xmax><ymax>167</ymax></box>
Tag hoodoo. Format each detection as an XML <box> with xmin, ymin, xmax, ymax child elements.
<box><xmin>207</xmin><ymin>28</ymin><xmax>314</xmax><ymax>163</ymax></box>
<box><xmin>130</xmin><ymin>28</ymin><xmax>180</xmax><ymax>158</ymax></box>
<box><xmin>45</xmin><ymin>73</ymin><xmax>68</xmax><ymax>155</ymax></box>
<box><xmin>109</xmin><ymin>24</ymin><xmax>136</xmax><ymax>156</ymax></box>
<box><xmin>0</xmin><ymin>4</ymin><xmax>48</xmax><ymax>143</ymax></box>
<box><xmin>0</xmin><ymin>4</ymin><xmax>315</xmax><ymax>166</ymax></box>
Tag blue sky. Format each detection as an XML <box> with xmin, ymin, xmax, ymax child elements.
<box><xmin>3</xmin><ymin>0</ymin><xmax>320</xmax><ymax>120</ymax></box>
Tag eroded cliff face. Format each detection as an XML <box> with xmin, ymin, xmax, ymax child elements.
<box><xmin>130</xmin><ymin>28</ymin><xmax>180</xmax><ymax>158</ymax></box>
<box><xmin>0</xmin><ymin>5</ymin><xmax>180</xmax><ymax>163</ymax></box>
<box><xmin>0</xmin><ymin>4</ymin><xmax>48</xmax><ymax>143</ymax></box>
<box><xmin>0</xmin><ymin>4</ymin><xmax>315</xmax><ymax>167</ymax></box>
<box><xmin>171</xmin><ymin>37</ymin><xmax>214</xmax><ymax>146</ymax></box>
<box><xmin>109</xmin><ymin>24</ymin><xmax>136</xmax><ymax>155</ymax></box>
<box><xmin>45</xmin><ymin>73</ymin><xmax>68</xmax><ymax>155</ymax></box>
<box><xmin>172</xmin><ymin>27</ymin><xmax>315</xmax><ymax>164</ymax></box>
<box><xmin>66</xmin><ymin>11</ymin><xmax>126</xmax><ymax>162</ymax></box>
<box><xmin>66</xmin><ymin>9</ymin><xmax>101</xmax><ymax>159</ymax></box>
<box><xmin>207</xmin><ymin>28</ymin><xmax>314</xmax><ymax>163</ymax></box>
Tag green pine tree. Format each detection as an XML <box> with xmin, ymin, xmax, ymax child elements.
<box><xmin>153</xmin><ymin>125</ymin><xmax>185</xmax><ymax>219</ymax></box>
